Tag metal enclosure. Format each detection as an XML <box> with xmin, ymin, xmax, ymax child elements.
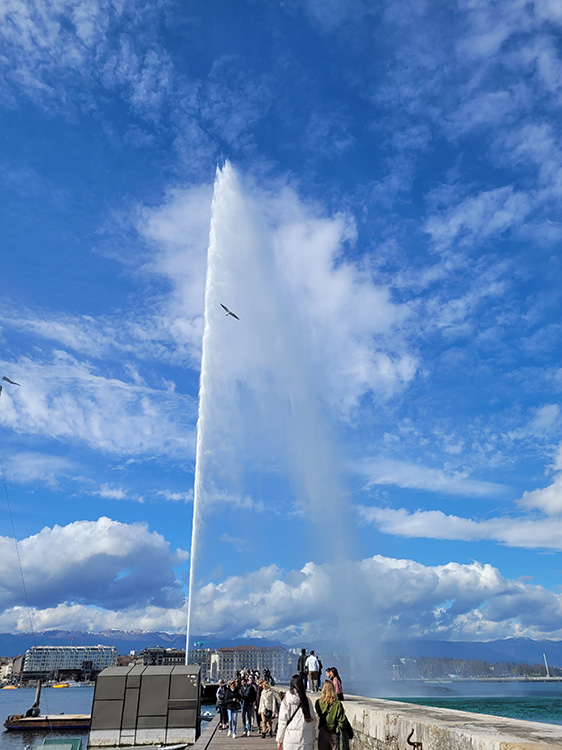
<box><xmin>87</xmin><ymin>664</ymin><xmax>201</xmax><ymax>747</ymax></box>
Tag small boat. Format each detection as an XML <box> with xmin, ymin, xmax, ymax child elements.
<box><xmin>1</xmin><ymin>685</ymin><xmax>18</xmax><ymax>689</ymax></box>
<box><xmin>52</xmin><ymin>683</ymin><xmax>70</xmax><ymax>688</ymax></box>
<box><xmin>4</xmin><ymin>714</ymin><xmax>91</xmax><ymax>731</ymax></box>
<box><xmin>3</xmin><ymin>680</ymin><xmax>90</xmax><ymax>731</ymax></box>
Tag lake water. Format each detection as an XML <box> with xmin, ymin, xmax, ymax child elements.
<box><xmin>0</xmin><ymin>686</ymin><xmax>93</xmax><ymax>750</ymax></box>
<box><xmin>0</xmin><ymin>686</ymin><xmax>217</xmax><ymax>750</ymax></box>
<box><xmin>350</xmin><ymin>678</ymin><xmax>562</xmax><ymax>726</ymax></box>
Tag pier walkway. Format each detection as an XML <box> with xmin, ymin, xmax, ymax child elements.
<box><xmin>195</xmin><ymin>717</ymin><xmax>277</xmax><ymax>750</ymax></box>
<box><xmin>196</xmin><ymin>690</ymin><xmax>562</xmax><ymax>750</ymax></box>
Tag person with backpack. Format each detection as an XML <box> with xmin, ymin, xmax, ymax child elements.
<box><xmin>276</xmin><ymin>674</ymin><xmax>316</xmax><ymax>750</ymax></box>
<box><xmin>315</xmin><ymin>679</ymin><xmax>352</xmax><ymax>750</ymax></box>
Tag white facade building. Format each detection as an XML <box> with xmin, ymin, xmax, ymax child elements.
<box><xmin>23</xmin><ymin>645</ymin><xmax>118</xmax><ymax>677</ymax></box>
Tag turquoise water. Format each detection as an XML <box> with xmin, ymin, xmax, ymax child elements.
<box><xmin>390</xmin><ymin>693</ymin><xmax>562</xmax><ymax>725</ymax></box>
<box><xmin>349</xmin><ymin>679</ymin><xmax>562</xmax><ymax>726</ymax></box>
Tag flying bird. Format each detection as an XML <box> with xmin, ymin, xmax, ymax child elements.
<box><xmin>220</xmin><ymin>303</ymin><xmax>240</xmax><ymax>320</ymax></box>
<box><xmin>0</xmin><ymin>376</ymin><xmax>20</xmax><ymax>396</ymax></box>
<box><xmin>2</xmin><ymin>377</ymin><xmax>20</xmax><ymax>386</ymax></box>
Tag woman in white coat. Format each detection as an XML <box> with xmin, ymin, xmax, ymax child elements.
<box><xmin>276</xmin><ymin>675</ymin><xmax>316</xmax><ymax>750</ymax></box>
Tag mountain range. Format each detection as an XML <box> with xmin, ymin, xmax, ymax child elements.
<box><xmin>1</xmin><ymin>631</ymin><xmax>561</xmax><ymax>666</ymax></box>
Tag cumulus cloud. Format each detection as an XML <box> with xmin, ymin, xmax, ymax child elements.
<box><xmin>518</xmin><ymin>474</ymin><xmax>562</xmax><ymax>516</ymax></box>
<box><xmin>191</xmin><ymin>555</ymin><xmax>562</xmax><ymax>642</ymax></box>
<box><xmin>0</xmin><ymin>517</ymin><xmax>188</xmax><ymax>613</ymax></box>
<box><xmin>3</xmin><ymin>521</ymin><xmax>562</xmax><ymax>642</ymax></box>
<box><xmin>0</xmin><ymin>603</ymin><xmax>187</xmax><ymax>635</ymax></box>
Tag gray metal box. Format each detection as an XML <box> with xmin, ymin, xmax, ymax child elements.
<box><xmin>88</xmin><ymin>664</ymin><xmax>201</xmax><ymax>748</ymax></box>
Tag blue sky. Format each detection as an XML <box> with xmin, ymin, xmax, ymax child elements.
<box><xmin>2</xmin><ymin>0</ymin><xmax>562</xmax><ymax>651</ymax></box>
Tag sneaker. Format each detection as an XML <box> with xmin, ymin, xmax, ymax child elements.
<box><xmin>227</xmin><ymin>730</ymin><xmax>231</xmax><ymax>737</ymax></box>
<box><xmin>232</xmin><ymin>733</ymin><xmax>236</xmax><ymax>739</ymax></box>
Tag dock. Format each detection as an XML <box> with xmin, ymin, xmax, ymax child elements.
<box><xmin>193</xmin><ymin>716</ymin><xmax>277</xmax><ymax>750</ymax></box>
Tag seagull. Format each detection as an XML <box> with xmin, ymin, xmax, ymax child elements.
<box><xmin>0</xmin><ymin>376</ymin><xmax>20</xmax><ymax>396</ymax></box>
<box><xmin>2</xmin><ymin>377</ymin><xmax>20</xmax><ymax>386</ymax></box>
<box><xmin>220</xmin><ymin>303</ymin><xmax>240</xmax><ymax>320</ymax></box>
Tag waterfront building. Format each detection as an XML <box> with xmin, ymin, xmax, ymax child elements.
<box><xmin>0</xmin><ymin>658</ymin><xmax>13</xmax><ymax>683</ymax></box>
<box><xmin>23</xmin><ymin>645</ymin><xmax>118</xmax><ymax>681</ymax></box>
<box><xmin>137</xmin><ymin>647</ymin><xmax>185</xmax><ymax>667</ymax></box>
<box><xmin>209</xmin><ymin>645</ymin><xmax>293</xmax><ymax>682</ymax></box>
<box><xmin>135</xmin><ymin>644</ymin><xmax>293</xmax><ymax>682</ymax></box>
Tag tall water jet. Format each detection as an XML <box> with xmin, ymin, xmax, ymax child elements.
<box><xmin>185</xmin><ymin>165</ymin><xmax>227</xmax><ymax>661</ymax></box>
<box><xmin>185</xmin><ymin>162</ymin><xmax>368</xmax><ymax>672</ymax></box>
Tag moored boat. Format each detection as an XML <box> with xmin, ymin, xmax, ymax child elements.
<box><xmin>3</xmin><ymin>679</ymin><xmax>91</xmax><ymax>731</ymax></box>
<box><xmin>4</xmin><ymin>713</ymin><xmax>91</xmax><ymax>730</ymax></box>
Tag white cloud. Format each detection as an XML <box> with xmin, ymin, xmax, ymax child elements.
<box><xmin>2</xmin><ymin>451</ymin><xmax>75</xmax><ymax>487</ymax></box>
<box><xmin>359</xmin><ymin>504</ymin><xmax>562</xmax><ymax>550</ymax></box>
<box><xmin>518</xmin><ymin>474</ymin><xmax>562</xmax><ymax>516</ymax></box>
<box><xmin>190</xmin><ymin>554</ymin><xmax>562</xmax><ymax>642</ymax></box>
<box><xmin>0</xmin><ymin>353</ymin><xmax>196</xmax><ymax>457</ymax></box>
<box><xmin>91</xmin><ymin>484</ymin><xmax>129</xmax><ymax>501</ymax></box>
<box><xmin>359</xmin><ymin>458</ymin><xmax>505</xmax><ymax>497</ymax></box>
<box><xmin>157</xmin><ymin>490</ymin><xmax>194</xmax><ymax>503</ymax></box>
<box><xmin>3</xmin><ymin>523</ymin><xmax>562</xmax><ymax>642</ymax></box>
<box><xmin>0</xmin><ymin>602</ymin><xmax>187</xmax><ymax>635</ymax></box>
<box><xmin>425</xmin><ymin>187</ymin><xmax>532</xmax><ymax>251</ymax></box>
<box><xmin>0</xmin><ymin>517</ymin><xmax>188</xmax><ymax>612</ymax></box>
<box><xmin>508</xmin><ymin>403</ymin><xmax>562</xmax><ymax>441</ymax></box>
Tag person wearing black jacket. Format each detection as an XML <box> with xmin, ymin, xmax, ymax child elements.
<box><xmin>240</xmin><ymin>677</ymin><xmax>257</xmax><ymax>736</ymax></box>
<box><xmin>297</xmin><ymin>648</ymin><xmax>307</xmax><ymax>688</ymax></box>
<box><xmin>226</xmin><ymin>680</ymin><xmax>242</xmax><ymax>738</ymax></box>
<box><xmin>216</xmin><ymin>679</ymin><xmax>228</xmax><ymax>731</ymax></box>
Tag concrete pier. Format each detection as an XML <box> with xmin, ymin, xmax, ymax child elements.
<box><xmin>342</xmin><ymin>693</ymin><xmax>562</xmax><ymax>750</ymax></box>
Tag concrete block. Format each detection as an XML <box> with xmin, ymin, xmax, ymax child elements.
<box><xmin>87</xmin><ymin>729</ymin><xmax>121</xmax><ymax>747</ymax></box>
<box><xmin>122</xmin><ymin>688</ymin><xmax>139</xmax><ymax>729</ymax></box>
<box><xmin>138</xmin><ymin>675</ymin><xmax>169</xmax><ymax>716</ymax></box>
<box><xmin>134</xmin><ymin>728</ymin><xmax>165</xmax><ymax>745</ymax></box>
<box><xmin>166</xmin><ymin>727</ymin><xmax>197</xmax><ymax>744</ymax></box>
<box><xmin>90</xmin><ymin>699</ymin><xmax>124</xmax><ymax>729</ymax></box>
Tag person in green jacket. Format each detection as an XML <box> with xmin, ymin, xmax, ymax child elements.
<box><xmin>314</xmin><ymin>680</ymin><xmax>350</xmax><ymax>750</ymax></box>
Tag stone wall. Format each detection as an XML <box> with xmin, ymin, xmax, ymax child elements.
<box><xmin>343</xmin><ymin>694</ymin><xmax>562</xmax><ymax>750</ymax></box>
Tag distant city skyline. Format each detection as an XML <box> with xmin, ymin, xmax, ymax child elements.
<box><xmin>2</xmin><ymin>0</ymin><xmax>562</xmax><ymax>649</ymax></box>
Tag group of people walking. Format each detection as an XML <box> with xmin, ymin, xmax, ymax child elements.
<box><xmin>216</xmin><ymin>668</ymin><xmax>351</xmax><ymax>750</ymax></box>
<box><xmin>216</xmin><ymin>675</ymin><xmax>279</xmax><ymax>739</ymax></box>
<box><xmin>297</xmin><ymin>650</ymin><xmax>343</xmax><ymax>700</ymax></box>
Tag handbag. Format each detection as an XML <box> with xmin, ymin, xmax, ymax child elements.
<box><xmin>264</xmin><ymin>709</ymin><xmax>273</xmax><ymax>719</ymax></box>
<box><xmin>342</xmin><ymin>717</ymin><xmax>354</xmax><ymax>739</ymax></box>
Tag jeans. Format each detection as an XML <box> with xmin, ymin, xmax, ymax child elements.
<box><xmin>227</xmin><ymin>709</ymin><xmax>238</xmax><ymax>735</ymax></box>
<box><xmin>242</xmin><ymin>704</ymin><xmax>253</xmax><ymax>732</ymax></box>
